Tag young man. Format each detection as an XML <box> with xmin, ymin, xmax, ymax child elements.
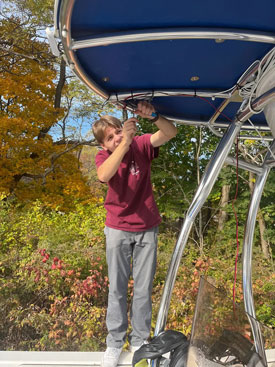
<box><xmin>92</xmin><ymin>101</ymin><xmax>177</xmax><ymax>367</ymax></box>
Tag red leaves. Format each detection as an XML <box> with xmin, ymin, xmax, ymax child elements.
<box><xmin>26</xmin><ymin>249</ymin><xmax>109</xmax><ymax>304</ymax></box>
<box><xmin>39</xmin><ymin>248</ymin><xmax>50</xmax><ymax>263</ymax></box>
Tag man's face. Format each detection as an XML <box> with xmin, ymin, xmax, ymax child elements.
<box><xmin>101</xmin><ymin>126</ymin><xmax>123</xmax><ymax>152</ymax></box>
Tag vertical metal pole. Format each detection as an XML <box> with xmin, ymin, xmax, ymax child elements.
<box><xmin>242</xmin><ymin>141</ymin><xmax>274</xmax><ymax>365</ymax></box>
<box><xmin>155</xmin><ymin>121</ymin><xmax>243</xmax><ymax>335</ymax></box>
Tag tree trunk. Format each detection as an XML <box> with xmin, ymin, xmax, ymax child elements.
<box><xmin>38</xmin><ymin>58</ymin><xmax>66</xmax><ymax>139</ymax></box>
<box><xmin>54</xmin><ymin>58</ymin><xmax>66</xmax><ymax>109</ymax></box>
<box><xmin>217</xmin><ymin>184</ymin><xmax>231</xmax><ymax>232</ymax></box>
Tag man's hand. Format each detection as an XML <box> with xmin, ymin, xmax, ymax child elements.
<box><xmin>135</xmin><ymin>101</ymin><xmax>156</xmax><ymax>120</ymax></box>
<box><xmin>122</xmin><ymin>117</ymin><xmax>138</xmax><ymax>146</ymax></box>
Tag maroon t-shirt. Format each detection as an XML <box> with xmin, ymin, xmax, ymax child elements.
<box><xmin>95</xmin><ymin>134</ymin><xmax>161</xmax><ymax>232</ymax></box>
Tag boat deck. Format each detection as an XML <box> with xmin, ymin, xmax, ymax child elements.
<box><xmin>0</xmin><ymin>349</ymin><xmax>274</xmax><ymax>367</ymax></box>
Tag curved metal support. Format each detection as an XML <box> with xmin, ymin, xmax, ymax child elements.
<box><xmin>238</xmin><ymin>134</ymin><xmax>274</xmax><ymax>141</ymax></box>
<box><xmin>53</xmin><ymin>0</ymin><xmax>61</xmax><ymax>35</ymax></box>
<box><xmin>71</xmin><ymin>28</ymin><xmax>275</xmax><ymax>50</ymax></box>
<box><xmin>175</xmin><ymin>118</ymin><xmax>270</xmax><ymax>131</ymax></box>
<box><xmin>242</xmin><ymin>140</ymin><xmax>274</xmax><ymax>364</ymax></box>
<box><xmin>155</xmin><ymin>121</ymin><xmax>243</xmax><ymax>335</ymax></box>
<box><xmin>59</xmin><ymin>0</ymin><xmax>109</xmax><ymax>99</ymax></box>
<box><xmin>225</xmin><ymin>156</ymin><xmax>263</xmax><ymax>175</ymax></box>
<box><xmin>109</xmin><ymin>89</ymin><xmax>233</xmax><ymax>101</ymax></box>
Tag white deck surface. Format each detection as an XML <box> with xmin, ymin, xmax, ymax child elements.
<box><xmin>0</xmin><ymin>351</ymin><xmax>130</xmax><ymax>367</ymax></box>
<box><xmin>0</xmin><ymin>350</ymin><xmax>274</xmax><ymax>367</ymax></box>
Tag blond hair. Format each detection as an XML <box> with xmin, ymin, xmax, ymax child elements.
<box><xmin>92</xmin><ymin>115</ymin><xmax>122</xmax><ymax>144</ymax></box>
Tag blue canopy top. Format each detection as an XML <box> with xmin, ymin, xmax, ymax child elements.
<box><xmin>54</xmin><ymin>0</ymin><xmax>275</xmax><ymax>130</ymax></box>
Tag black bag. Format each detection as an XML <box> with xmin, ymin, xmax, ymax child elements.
<box><xmin>169</xmin><ymin>340</ymin><xmax>189</xmax><ymax>367</ymax></box>
<box><xmin>132</xmin><ymin>330</ymin><xmax>189</xmax><ymax>367</ymax></box>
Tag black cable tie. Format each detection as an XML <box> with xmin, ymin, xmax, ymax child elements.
<box><xmin>102</xmin><ymin>95</ymin><xmax>110</xmax><ymax>108</ymax></box>
<box><xmin>235</xmin><ymin>115</ymin><xmax>243</xmax><ymax>124</ymax></box>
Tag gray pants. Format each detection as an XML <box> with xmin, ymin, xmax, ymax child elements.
<box><xmin>104</xmin><ymin>226</ymin><xmax>158</xmax><ymax>348</ymax></box>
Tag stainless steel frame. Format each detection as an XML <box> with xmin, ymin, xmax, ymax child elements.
<box><xmin>241</xmin><ymin>141</ymin><xmax>274</xmax><ymax>365</ymax></box>
<box><xmin>225</xmin><ymin>142</ymin><xmax>274</xmax><ymax>366</ymax></box>
<box><xmin>154</xmin><ymin>120</ymin><xmax>243</xmax><ymax>335</ymax></box>
<box><xmin>154</xmin><ymin>89</ymin><xmax>275</xmax><ymax>366</ymax></box>
<box><xmin>70</xmin><ymin>28</ymin><xmax>275</xmax><ymax>50</ymax></box>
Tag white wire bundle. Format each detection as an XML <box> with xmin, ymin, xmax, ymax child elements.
<box><xmin>238</xmin><ymin>47</ymin><xmax>275</xmax><ymax>160</ymax></box>
<box><xmin>238</xmin><ymin>47</ymin><xmax>275</xmax><ymax>114</ymax></box>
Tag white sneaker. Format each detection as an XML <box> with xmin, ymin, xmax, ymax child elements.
<box><xmin>102</xmin><ymin>347</ymin><xmax>122</xmax><ymax>367</ymax></box>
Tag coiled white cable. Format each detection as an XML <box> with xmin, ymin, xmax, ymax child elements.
<box><xmin>239</xmin><ymin>47</ymin><xmax>275</xmax><ymax>114</ymax></box>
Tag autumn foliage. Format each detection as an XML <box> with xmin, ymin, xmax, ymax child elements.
<box><xmin>0</xmin><ymin>17</ymin><xmax>91</xmax><ymax>210</ymax></box>
<box><xmin>0</xmin><ymin>200</ymin><xmax>273</xmax><ymax>351</ymax></box>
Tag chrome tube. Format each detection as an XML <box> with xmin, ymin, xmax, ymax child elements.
<box><xmin>238</xmin><ymin>134</ymin><xmax>274</xmax><ymax>141</ymax></box>
<box><xmin>237</xmin><ymin>87</ymin><xmax>275</xmax><ymax>122</ymax></box>
<box><xmin>207</xmin><ymin>88</ymin><xmax>242</xmax><ymax>137</ymax></box>
<box><xmin>208</xmin><ymin>124</ymin><xmax>224</xmax><ymax>137</ymax></box>
<box><xmin>208</xmin><ymin>95</ymin><xmax>234</xmax><ymax>137</ymax></box>
<box><xmin>242</xmin><ymin>141</ymin><xmax>274</xmax><ymax>364</ymax></box>
<box><xmin>58</xmin><ymin>0</ymin><xmax>108</xmax><ymax>99</ymax></box>
<box><xmin>108</xmin><ymin>89</ymin><xmax>233</xmax><ymax>101</ymax></box>
<box><xmin>171</xmin><ymin>118</ymin><xmax>270</xmax><ymax>131</ymax></box>
<box><xmin>71</xmin><ymin>28</ymin><xmax>275</xmax><ymax>50</ymax></box>
<box><xmin>225</xmin><ymin>156</ymin><xmax>263</xmax><ymax>175</ymax></box>
<box><xmin>53</xmin><ymin>0</ymin><xmax>60</xmax><ymax>34</ymax></box>
<box><xmin>155</xmin><ymin>121</ymin><xmax>243</xmax><ymax>335</ymax></box>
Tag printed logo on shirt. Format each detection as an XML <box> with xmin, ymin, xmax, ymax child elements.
<box><xmin>129</xmin><ymin>160</ymin><xmax>140</xmax><ymax>176</ymax></box>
